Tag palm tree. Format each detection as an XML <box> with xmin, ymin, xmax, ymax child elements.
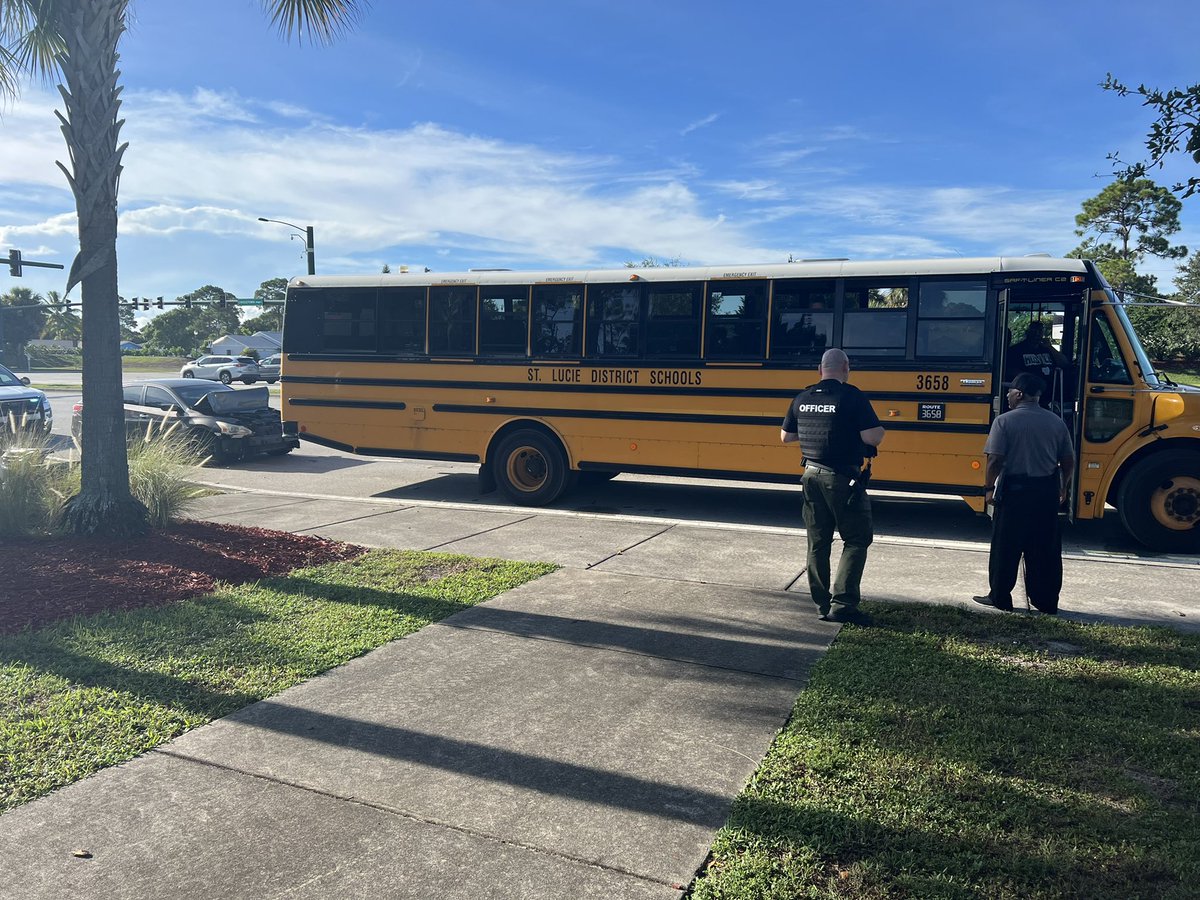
<box><xmin>0</xmin><ymin>1</ymin><xmax>365</xmax><ymax>534</ymax></box>
<box><xmin>40</xmin><ymin>291</ymin><xmax>82</xmax><ymax>341</ymax></box>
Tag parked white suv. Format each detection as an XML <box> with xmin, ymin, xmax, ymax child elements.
<box><xmin>180</xmin><ymin>355</ymin><xmax>260</xmax><ymax>384</ymax></box>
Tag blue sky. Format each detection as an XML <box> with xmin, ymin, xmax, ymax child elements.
<box><xmin>2</xmin><ymin>0</ymin><xmax>1198</xmax><ymax>326</ymax></box>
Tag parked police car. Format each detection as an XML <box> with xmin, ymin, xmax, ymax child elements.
<box><xmin>0</xmin><ymin>364</ymin><xmax>52</xmax><ymax>435</ymax></box>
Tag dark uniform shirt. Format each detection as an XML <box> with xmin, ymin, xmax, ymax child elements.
<box><xmin>782</xmin><ymin>379</ymin><xmax>881</xmax><ymax>471</ymax></box>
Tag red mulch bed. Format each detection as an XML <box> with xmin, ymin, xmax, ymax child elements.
<box><xmin>0</xmin><ymin>520</ymin><xmax>367</xmax><ymax>635</ymax></box>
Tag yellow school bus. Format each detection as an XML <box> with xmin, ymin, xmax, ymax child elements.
<box><xmin>280</xmin><ymin>257</ymin><xmax>1200</xmax><ymax>552</ymax></box>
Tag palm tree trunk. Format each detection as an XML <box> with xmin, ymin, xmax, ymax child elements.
<box><xmin>55</xmin><ymin>0</ymin><xmax>147</xmax><ymax>536</ymax></box>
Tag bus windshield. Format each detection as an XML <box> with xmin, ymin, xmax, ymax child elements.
<box><xmin>1110</xmin><ymin>292</ymin><xmax>1161</xmax><ymax>387</ymax></box>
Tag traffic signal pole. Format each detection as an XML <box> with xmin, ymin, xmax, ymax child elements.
<box><xmin>5</xmin><ymin>249</ymin><xmax>65</xmax><ymax>277</ymax></box>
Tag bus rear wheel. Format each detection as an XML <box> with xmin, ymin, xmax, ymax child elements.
<box><xmin>492</xmin><ymin>429</ymin><xmax>570</xmax><ymax>506</ymax></box>
<box><xmin>1117</xmin><ymin>450</ymin><xmax>1200</xmax><ymax>553</ymax></box>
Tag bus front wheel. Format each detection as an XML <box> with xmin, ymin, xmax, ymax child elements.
<box><xmin>492</xmin><ymin>429</ymin><xmax>570</xmax><ymax>506</ymax></box>
<box><xmin>1117</xmin><ymin>450</ymin><xmax>1200</xmax><ymax>553</ymax></box>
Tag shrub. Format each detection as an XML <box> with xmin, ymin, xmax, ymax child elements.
<box><xmin>125</xmin><ymin>420</ymin><xmax>207</xmax><ymax>528</ymax></box>
<box><xmin>0</xmin><ymin>417</ymin><xmax>76</xmax><ymax>538</ymax></box>
<box><xmin>0</xmin><ymin>417</ymin><xmax>203</xmax><ymax>537</ymax></box>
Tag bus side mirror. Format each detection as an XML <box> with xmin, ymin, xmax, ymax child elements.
<box><xmin>1152</xmin><ymin>393</ymin><xmax>1186</xmax><ymax>427</ymax></box>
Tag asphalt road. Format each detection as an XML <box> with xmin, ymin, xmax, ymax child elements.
<box><xmin>34</xmin><ymin>378</ymin><xmax>1196</xmax><ymax>568</ymax></box>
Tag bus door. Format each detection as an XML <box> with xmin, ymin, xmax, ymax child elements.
<box><xmin>1078</xmin><ymin>300</ymin><xmax>1143</xmax><ymax>517</ymax></box>
<box><xmin>997</xmin><ymin>291</ymin><xmax>1088</xmax><ymax>520</ymax></box>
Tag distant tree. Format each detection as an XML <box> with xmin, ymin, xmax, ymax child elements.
<box><xmin>117</xmin><ymin>299</ymin><xmax>140</xmax><ymax>342</ymax></box>
<box><xmin>625</xmin><ymin>256</ymin><xmax>684</xmax><ymax>268</ymax></box>
<box><xmin>141</xmin><ymin>286</ymin><xmax>241</xmax><ymax>354</ymax></box>
<box><xmin>1104</xmin><ymin>75</ymin><xmax>1200</xmax><ymax>198</ymax></box>
<box><xmin>1175</xmin><ymin>250</ymin><xmax>1200</xmax><ymax>304</ymax></box>
<box><xmin>381</xmin><ymin>263</ymin><xmax>391</xmax><ymax>273</ymax></box>
<box><xmin>0</xmin><ymin>287</ymin><xmax>46</xmax><ymax>366</ymax></box>
<box><xmin>39</xmin><ymin>290</ymin><xmax>82</xmax><ymax>341</ymax></box>
<box><xmin>240</xmin><ymin>277</ymin><xmax>286</xmax><ymax>332</ymax></box>
<box><xmin>1069</xmin><ymin>178</ymin><xmax>1187</xmax><ymax>295</ymax></box>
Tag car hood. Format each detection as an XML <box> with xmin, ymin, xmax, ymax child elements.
<box><xmin>0</xmin><ymin>385</ymin><xmax>44</xmax><ymax>402</ymax></box>
<box><xmin>193</xmin><ymin>386</ymin><xmax>271</xmax><ymax>416</ymax></box>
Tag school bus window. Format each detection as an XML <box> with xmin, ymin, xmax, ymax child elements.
<box><xmin>378</xmin><ymin>286</ymin><xmax>427</xmax><ymax>355</ymax></box>
<box><xmin>1089</xmin><ymin>316</ymin><xmax>1133</xmax><ymax>385</ymax></box>
<box><xmin>532</xmin><ymin>284</ymin><xmax>583</xmax><ymax>357</ymax></box>
<box><xmin>321</xmin><ymin>287</ymin><xmax>377</xmax><ymax>353</ymax></box>
<box><xmin>588</xmin><ymin>284</ymin><xmax>640</xmax><ymax>358</ymax></box>
<box><xmin>844</xmin><ymin>280</ymin><xmax>908</xmax><ymax>356</ymax></box>
<box><xmin>706</xmin><ymin>279</ymin><xmax>768</xmax><ymax>359</ymax></box>
<box><xmin>916</xmin><ymin>279</ymin><xmax>987</xmax><ymax>357</ymax></box>
<box><xmin>480</xmin><ymin>287</ymin><xmax>529</xmax><ymax>356</ymax></box>
<box><xmin>770</xmin><ymin>279</ymin><xmax>833</xmax><ymax>360</ymax></box>
<box><xmin>645</xmin><ymin>283</ymin><xmax>702</xmax><ymax>358</ymax></box>
<box><xmin>1085</xmin><ymin>397</ymin><xmax>1134</xmax><ymax>442</ymax></box>
<box><xmin>429</xmin><ymin>285</ymin><xmax>477</xmax><ymax>356</ymax></box>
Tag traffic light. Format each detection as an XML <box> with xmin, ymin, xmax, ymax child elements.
<box><xmin>142</xmin><ymin>297</ymin><xmax>150</xmax><ymax>310</ymax></box>
<box><xmin>5</xmin><ymin>249</ymin><xmax>21</xmax><ymax>277</ymax></box>
<box><xmin>184</xmin><ymin>296</ymin><xmax>192</xmax><ymax>309</ymax></box>
<box><xmin>217</xmin><ymin>294</ymin><xmax>227</xmax><ymax>308</ymax></box>
<box><xmin>155</xmin><ymin>297</ymin><xmax>164</xmax><ymax>309</ymax></box>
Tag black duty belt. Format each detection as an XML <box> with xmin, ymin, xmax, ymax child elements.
<box><xmin>803</xmin><ymin>461</ymin><xmax>856</xmax><ymax>477</ymax></box>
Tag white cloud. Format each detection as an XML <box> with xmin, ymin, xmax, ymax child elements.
<box><xmin>681</xmin><ymin>113</ymin><xmax>720</xmax><ymax>136</ymax></box>
<box><xmin>7</xmin><ymin>85</ymin><xmax>1188</xmax><ymax>299</ymax></box>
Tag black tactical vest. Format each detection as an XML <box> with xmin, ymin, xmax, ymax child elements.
<box><xmin>790</xmin><ymin>380</ymin><xmax>860</xmax><ymax>469</ymax></box>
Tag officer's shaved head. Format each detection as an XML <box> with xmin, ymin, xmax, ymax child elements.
<box><xmin>819</xmin><ymin>348</ymin><xmax>850</xmax><ymax>381</ymax></box>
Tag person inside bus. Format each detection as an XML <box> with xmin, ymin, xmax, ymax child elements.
<box><xmin>1004</xmin><ymin>320</ymin><xmax>1069</xmax><ymax>409</ymax></box>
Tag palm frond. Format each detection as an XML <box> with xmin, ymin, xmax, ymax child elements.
<box><xmin>261</xmin><ymin>0</ymin><xmax>367</xmax><ymax>46</ymax></box>
<box><xmin>0</xmin><ymin>0</ymin><xmax>68</xmax><ymax>92</ymax></box>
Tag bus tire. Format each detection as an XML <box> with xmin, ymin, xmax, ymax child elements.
<box><xmin>492</xmin><ymin>429</ymin><xmax>570</xmax><ymax>506</ymax></box>
<box><xmin>1117</xmin><ymin>450</ymin><xmax>1200</xmax><ymax>553</ymax></box>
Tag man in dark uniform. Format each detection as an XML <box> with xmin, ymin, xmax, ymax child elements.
<box><xmin>781</xmin><ymin>348</ymin><xmax>885</xmax><ymax>624</ymax></box>
<box><xmin>1004</xmin><ymin>320</ymin><xmax>1069</xmax><ymax>409</ymax></box>
<box><xmin>973</xmin><ymin>372</ymin><xmax>1075</xmax><ymax>614</ymax></box>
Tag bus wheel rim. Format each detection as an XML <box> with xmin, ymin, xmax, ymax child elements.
<box><xmin>507</xmin><ymin>445</ymin><xmax>548</xmax><ymax>492</ymax></box>
<box><xmin>1150</xmin><ymin>475</ymin><xmax>1200</xmax><ymax>532</ymax></box>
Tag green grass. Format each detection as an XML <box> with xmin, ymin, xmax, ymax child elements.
<box><xmin>0</xmin><ymin>550</ymin><xmax>554</xmax><ymax>812</ymax></box>
<box><xmin>691</xmin><ymin>604</ymin><xmax>1200</xmax><ymax>900</ymax></box>
<box><xmin>1163</xmin><ymin>368</ymin><xmax>1200</xmax><ymax>387</ymax></box>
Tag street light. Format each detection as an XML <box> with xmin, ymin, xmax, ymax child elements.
<box><xmin>257</xmin><ymin>217</ymin><xmax>316</xmax><ymax>275</ymax></box>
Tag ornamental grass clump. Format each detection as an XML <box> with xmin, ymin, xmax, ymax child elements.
<box><xmin>0</xmin><ymin>414</ymin><xmax>72</xmax><ymax>538</ymax></box>
<box><xmin>125</xmin><ymin>419</ymin><xmax>206</xmax><ymax>529</ymax></box>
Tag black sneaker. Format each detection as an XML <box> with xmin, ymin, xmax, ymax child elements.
<box><xmin>823</xmin><ymin>606</ymin><xmax>873</xmax><ymax>626</ymax></box>
<box><xmin>972</xmin><ymin>595</ymin><xmax>1014</xmax><ymax>612</ymax></box>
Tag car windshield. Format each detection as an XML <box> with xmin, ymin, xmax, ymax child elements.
<box><xmin>170</xmin><ymin>381</ymin><xmax>233</xmax><ymax>407</ymax></box>
<box><xmin>0</xmin><ymin>365</ymin><xmax>24</xmax><ymax>387</ymax></box>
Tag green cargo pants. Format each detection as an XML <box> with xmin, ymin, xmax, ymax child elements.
<box><xmin>801</xmin><ymin>467</ymin><xmax>874</xmax><ymax>616</ymax></box>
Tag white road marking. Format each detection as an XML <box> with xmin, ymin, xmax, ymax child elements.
<box><xmin>193</xmin><ymin>479</ymin><xmax>1199</xmax><ymax>570</ymax></box>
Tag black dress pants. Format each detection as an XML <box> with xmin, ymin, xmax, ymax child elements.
<box><xmin>988</xmin><ymin>475</ymin><xmax>1062</xmax><ymax>612</ymax></box>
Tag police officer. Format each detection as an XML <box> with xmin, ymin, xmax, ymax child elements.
<box><xmin>781</xmin><ymin>348</ymin><xmax>885</xmax><ymax>624</ymax></box>
<box><xmin>973</xmin><ymin>372</ymin><xmax>1075</xmax><ymax>614</ymax></box>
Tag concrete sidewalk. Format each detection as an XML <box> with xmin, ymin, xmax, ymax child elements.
<box><xmin>0</xmin><ymin>494</ymin><xmax>838</xmax><ymax>899</ymax></box>
<box><xmin>2</xmin><ymin>487</ymin><xmax>1196</xmax><ymax>899</ymax></box>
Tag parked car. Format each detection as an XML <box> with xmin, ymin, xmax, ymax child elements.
<box><xmin>0</xmin><ymin>364</ymin><xmax>53</xmax><ymax>435</ymax></box>
<box><xmin>257</xmin><ymin>354</ymin><xmax>281</xmax><ymax>384</ymax></box>
<box><xmin>71</xmin><ymin>379</ymin><xmax>298</xmax><ymax>465</ymax></box>
<box><xmin>180</xmin><ymin>355</ymin><xmax>260</xmax><ymax>384</ymax></box>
